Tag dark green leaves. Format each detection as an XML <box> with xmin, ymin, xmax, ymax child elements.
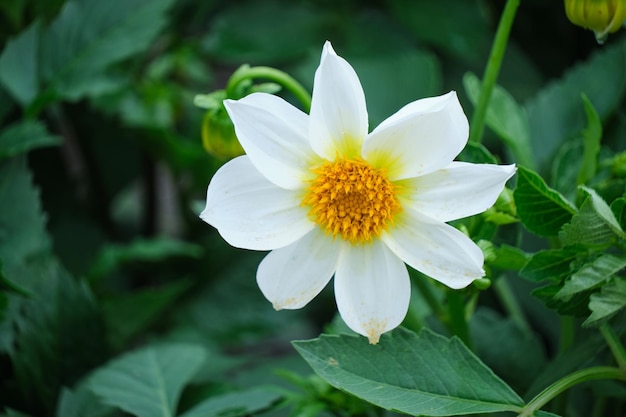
<box><xmin>0</xmin><ymin>0</ymin><xmax>175</xmax><ymax>107</ymax></box>
<box><xmin>0</xmin><ymin>120</ymin><xmax>60</xmax><ymax>161</ymax></box>
<box><xmin>89</xmin><ymin>344</ymin><xmax>206</xmax><ymax>417</ymax></box>
<box><xmin>294</xmin><ymin>328</ymin><xmax>524</xmax><ymax>416</ymax></box>
<box><xmin>514</xmin><ymin>166</ymin><xmax>576</xmax><ymax>236</ymax></box>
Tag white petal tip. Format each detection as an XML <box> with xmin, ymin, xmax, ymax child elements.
<box><xmin>367</xmin><ymin>334</ymin><xmax>381</xmax><ymax>345</ymax></box>
<box><xmin>272</xmin><ymin>302</ymin><xmax>283</xmax><ymax>311</ymax></box>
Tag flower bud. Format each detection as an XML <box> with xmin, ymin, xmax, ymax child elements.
<box><xmin>194</xmin><ymin>91</ymin><xmax>244</xmax><ymax>159</ymax></box>
<box><xmin>565</xmin><ymin>0</ymin><xmax>626</xmax><ymax>42</ymax></box>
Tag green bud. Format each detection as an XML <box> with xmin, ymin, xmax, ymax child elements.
<box><xmin>194</xmin><ymin>91</ymin><xmax>244</xmax><ymax>159</ymax></box>
<box><xmin>565</xmin><ymin>0</ymin><xmax>626</xmax><ymax>42</ymax></box>
<box><xmin>473</xmin><ymin>278</ymin><xmax>492</xmax><ymax>291</ymax></box>
<box><xmin>611</xmin><ymin>151</ymin><xmax>626</xmax><ymax>178</ymax></box>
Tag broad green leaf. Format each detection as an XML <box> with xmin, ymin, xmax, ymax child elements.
<box><xmin>102</xmin><ymin>278</ymin><xmax>194</xmax><ymax>349</ymax></box>
<box><xmin>559</xmin><ymin>187</ymin><xmax>626</xmax><ymax>246</ymax></box>
<box><xmin>525</xmin><ymin>39</ymin><xmax>626</xmax><ymax>167</ymax></box>
<box><xmin>470</xmin><ymin>308</ymin><xmax>546</xmax><ymax>394</ymax></box>
<box><xmin>0</xmin><ymin>120</ymin><xmax>61</xmax><ymax>160</ymax></box>
<box><xmin>551</xmin><ymin>140</ymin><xmax>583</xmax><ymax>201</ymax></box>
<box><xmin>584</xmin><ymin>276</ymin><xmax>626</xmax><ymax>326</ymax></box>
<box><xmin>40</xmin><ymin>0</ymin><xmax>175</xmax><ymax>101</ymax></box>
<box><xmin>577</xmin><ymin>94</ymin><xmax>602</xmax><ymax>185</ymax></box>
<box><xmin>463</xmin><ymin>72</ymin><xmax>534</xmax><ymax>169</ymax></box>
<box><xmin>611</xmin><ymin>197</ymin><xmax>626</xmax><ymax>231</ymax></box>
<box><xmin>520</xmin><ymin>248</ymin><xmax>582</xmax><ymax>284</ymax></box>
<box><xmin>0</xmin><ymin>156</ymin><xmax>50</xmax><ymax>278</ymax></box>
<box><xmin>388</xmin><ymin>0</ymin><xmax>491</xmax><ymax>67</ymax></box>
<box><xmin>10</xmin><ymin>256</ymin><xmax>107</xmax><ymax>416</ymax></box>
<box><xmin>0</xmin><ymin>21</ymin><xmax>39</xmax><ymax>106</ymax></box>
<box><xmin>458</xmin><ymin>141</ymin><xmax>499</xmax><ymax>164</ymax></box>
<box><xmin>88</xmin><ymin>237</ymin><xmax>203</xmax><ymax>281</ymax></box>
<box><xmin>514</xmin><ymin>166</ymin><xmax>577</xmax><ymax>236</ymax></box>
<box><xmin>179</xmin><ymin>387</ymin><xmax>281</xmax><ymax>417</ymax></box>
<box><xmin>56</xmin><ymin>383</ymin><xmax>115</xmax><ymax>417</ymax></box>
<box><xmin>89</xmin><ymin>343</ymin><xmax>207</xmax><ymax>417</ymax></box>
<box><xmin>532</xmin><ymin>284</ymin><xmax>592</xmax><ymax>317</ymax></box>
<box><xmin>204</xmin><ymin>0</ymin><xmax>325</xmax><ymax>65</ymax></box>
<box><xmin>293</xmin><ymin>328</ymin><xmax>524</xmax><ymax>416</ymax></box>
<box><xmin>556</xmin><ymin>254</ymin><xmax>626</xmax><ymax>301</ymax></box>
<box><xmin>489</xmin><ymin>244</ymin><xmax>529</xmax><ymax>271</ymax></box>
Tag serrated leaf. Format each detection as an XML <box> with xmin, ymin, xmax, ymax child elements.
<box><xmin>611</xmin><ymin>197</ymin><xmax>626</xmax><ymax>231</ymax></box>
<box><xmin>520</xmin><ymin>248</ymin><xmax>582</xmax><ymax>284</ymax></box>
<box><xmin>584</xmin><ymin>276</ymin><xmax>626</xmax><ymax>326</ymax></box>
<box><xmin>0</xmin><ymin>120</ymin><xmax>61</xmax><ymax>160</ymax></box>
<box><xmin>559</xmin><ymin>187</ymin><xmax>626</xmax><ymax>246</ymax></box>
<box><xmin>179</xmin><ymin>387</ymin><xmax>281</xmax><ymax>417</ymax></box>
<box><xmin>89</xmin><ymin>343</ymin><xmax>206</xmax><ymax>417</ymax></box>
<box><xmin>0</xmin><ymin>156</ymin><xmax>50</xmax><ymax>278</ymax></box>
<box><xmin>463</xmin><ymin>72</ymin><xmax>534</xmax><ymax>169</ymax></box>
<box><xmin>39</xmin><ymin>0</ymin><xmax>175</xmax><ymax>101</ymax></box>
<box><xmin>556</xmin><ymin>254</ymin><xmax>626</xmax><ymax>301</ymax></box>
<box><xmin>293</xmin><ymin>328</ymin><xmax>524</xmax><ymax>416</ymax></box>
<box><xmin>0</xmin><ymin>21</ymin><xmax>39</xmax><ymax>106</ymax></box>
<box><xmin>10</xmin><ymin>256</ymin><xmax>107</xmax><ymax>415</ymax></box>
<box><xmin>514</xmin><ymin>166</ymin><xmax>576</xmax><ymax>236</ymax></box>
<box><xmin>526</xmin><ymin>39</ymin><xmax>626</xmax><ymax>167</ymax></box>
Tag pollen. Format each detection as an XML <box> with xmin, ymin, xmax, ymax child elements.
<box><xmin>303</xmin><ymin>158</ymin><xmax>401</xmax><ymax>244</ymax></box>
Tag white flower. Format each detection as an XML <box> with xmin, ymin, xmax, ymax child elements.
<box><xmin>201</xmin><ymin>41</ymin><xmax>516</xmax><ymax>344</ymax></box>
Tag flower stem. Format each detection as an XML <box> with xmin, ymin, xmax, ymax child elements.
<box><xmin>226</xmin><ymin>65</ymin><xmax>312</xmax><ymax>112</ymax></box>
<box><xmin>446</xmin><ymin>290</ymin><xmax>472</xmax><ymax>348</ymax></box>
<box><xmin>600</xmin><ymin>323</ymin><xmax>626</xmax><ymax>370</ymax></box>
<box><xmin>469</xmin><ymin>0</ymin><xmax>520</xmax><ymax>144</ymax></box>
<box><xmin>518</xmin><ymin>366</ymin><xmax>626</xmax><ymax>417</ymax></box>
<box><xmin>493</xmin><ymin>276</ymin><xmax>531</xmax><ymax>335</ymax></box>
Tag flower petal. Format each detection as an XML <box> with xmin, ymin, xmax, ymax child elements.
<box><xmin>382</xmin><ymin>209</ymin><xmax>484</xmax><ymax>289</ymax></box>
<box><xmin>257</xmin><ymin>227</ymin><xmax>340</xmax><ymax>310</ymax></box>
<box><xmin>334</xmin><ymin>241</ymin><xmax>410</xmax><ymax>344</ymax></box>
<box><xmin>309</xmin><ymin>41</ymin><xmax>368</xmax><ymax>160</ymax></box>
<box><xmin>398</xmin><ymin>162</ymin><xmax>516</xmax><ymax>222</ymax></box>
<box><xmin>363</xmin><ymin>91</ymin><xmax>469</xmax><ymax>180</ymax></box>
<box><xmin>200</xmin><ymin>156</ymin><xmax>313</xmax><ymax>250</ymax></box>
<box><xmin>224</xmin><ymin>93</ymin><xmax>319</xmax><ymax>190</ymax></box>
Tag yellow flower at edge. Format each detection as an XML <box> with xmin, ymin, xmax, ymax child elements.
<box><xmin>565</xmin><ymin>0</ymin><xmax>626</xmax><ymax>41</ymax></box>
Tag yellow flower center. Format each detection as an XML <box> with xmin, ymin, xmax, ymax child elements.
<box><xmin>303</xmin><ymin>158</ymin><xmax>401</xmax><ymax>244</ymax></box>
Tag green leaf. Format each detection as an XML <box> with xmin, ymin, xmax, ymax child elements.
<box><xmin>0</xmin><ymin>156</ymin><xmax>50</xmax><ymax>278</ymax></box>
<box><xmin>556</xmin><ymin>254</ymin><xmax>626</xmax><ymax>301</ymax></box>
<box><xmin>525</xmin><ymin>39</ymin><xmax>626</xmax><ymax>167</ymax></box>
<box><xmin>489</xmin><ymin>244</ymin><xmax>529</xmax><ymax>271</ymax></box>
<box><xmin>520</xmin><ymin>248</ymin><xmax>582</xmax><ymax>284</ymax></box>
<box><xmin>463</xmin><ymin>72</ymin><xmax>534</xmax><ymax>169</ymax></box>
<box><xmin>56</xmin><ymin>383</ymin><xmax>115</xmax><ymax>417</ymax></box>
<box><xmin>559</xmin><ymin>187</ymin><xmax>626</xmax><ymax>246</ymax></box>
<box><xmin>584</xmin><ymin>276</ymin><xmax>626</xmax><ymax>326</ymax></box>
<box><xmin>88</xmin><ymin>237</ymin><xmax>203</xmax><ymax>281</ymax></box>
<box><xmin>457</xmin><ymin>141</ymin><xmax>499</xmax><ymax>164</ymax></box>
<box><xmin>10</xmin><ymin>256</ymin><xmax>108</xmax><ymax>416</ymax></box>
<box><xmin>0</xmin><ymin>21</ymin><xmax>39</xmax><ymax>106</ymax></box>
<box><xmin>293</xmin><ymin>328</ymin><xmax>524</xmax><ymax>416</ymax></box>
<box><xmin>179</xmin><ymin>387</ymin><xmax>281</xmax><ymax>417</ymax></box>
<box><xmin>102</xmin><ymin>278</ymin><xmax>194</xmax><ymax>349</ymax></box>
<box><xmin>0</xmin><ymin>120</ymin><xmax>61</xmax><ymax>160</ymax></box>
<box><xmin>611</xmin><ymin>197</ymin><xmax>626</xmax><ymax>231</ymax></box>
<box><xmin>89</xmin><ymin>343</ymin><xmax>207</xmax><ymax>417</ymax></box>
<box><xmin>577</xmin><ymin>94</ymin><xmax>602</xmax><ymax>185</ymax></box>
<box><xmin>514</xmin><ymin>166</ymin><xmax>577</xmax><ymax>236</ymax></box>
<box><xmin>39</xmin><ymin>0</ymin><xmax>175</xmax><ymax>101</ymax></box>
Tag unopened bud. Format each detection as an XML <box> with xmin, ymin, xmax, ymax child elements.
<box><xmin>565</xmin><ymin>0</ymin><xmax>626</xmax><ymax>42</ymax></box>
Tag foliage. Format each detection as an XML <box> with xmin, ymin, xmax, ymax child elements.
<box><xmin>1</xmin><ymin>1</ymin><xmax>626</xmax><ymax>417</ymax></box>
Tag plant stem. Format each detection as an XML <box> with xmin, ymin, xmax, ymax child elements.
<box><xmin>226</xmin><ymin>66</ymin><xmax>312</xmax><ymax>112</ymax></box>
<box><xmin>493</xmin><ymin>276</ymin><xmax>531</xmax><ymax>335</ymax></box>
<box><xmin>446</xmin><ymin>290</ymin><xmax>471</xmax><ymax>348</ymax></box>
<box><xmin>519</xmin><ymin>366</ymin><xmax>626</xmax><ymax>417</ymax></box>
<box><xmin>469</xmin><ymin>0</ymin><xmax>520</xmax><ymax>144</ymax></box>
<box><xmin>600</xmin><ymin>323</ymin><xmax>626</xmax><ymax>370</ymax></box>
